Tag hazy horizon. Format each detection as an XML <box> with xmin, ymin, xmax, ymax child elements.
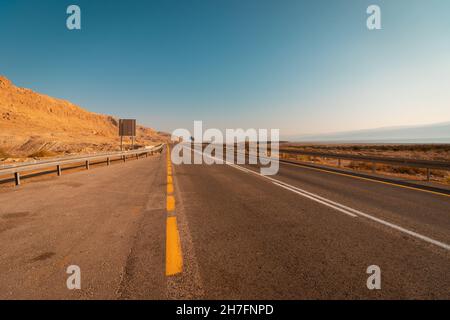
<box><xmin>285</xmin><ymin>121</ymin><xmax>450</xmax><ymax>143</ymax></box>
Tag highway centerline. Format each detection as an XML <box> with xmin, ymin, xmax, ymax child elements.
<box><xmin>187</xmin><ymin>146</ymin><xmax>450</xmax><ymax>251</ymax></box>
<box><xmin>166</xmin><ymin>216</ymin><xmax>183</xmax><ymax>276</ymax></box>
<box><xmin>165</xmin><ymin>145</ymin><xmax>183</xmax><ymax>276</ymax></box>
<box><xmin>166</xmin><ymin>195</ymin><xmax>175</xmax><ymax>212</ymax></box>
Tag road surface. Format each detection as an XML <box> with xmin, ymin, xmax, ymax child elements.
<box><xmin>0</xmin><ymin>146</ymin><xmax>449</xmax><ymax>299</ymax></box>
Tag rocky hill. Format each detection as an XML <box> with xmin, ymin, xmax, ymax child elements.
<box><xmin>0</xmin><ymin>76</ymin><xmax>169</xmax><ymax>160</ymax></box>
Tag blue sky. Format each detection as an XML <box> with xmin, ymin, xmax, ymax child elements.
<box><xmin>1</xmin><ymin>0</ymin><xmax>450</xmax><ymax>137</ymax></box>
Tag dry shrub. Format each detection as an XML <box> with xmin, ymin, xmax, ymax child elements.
<box><xmin>390</xmin><ymin>166</ymin><xmax>422</xmax><ymax>175</ymax></box>
<box><xmin>297</xmin><ymin>155</ymin><xmax>311</xmax><ymax>162</ymax></box>
<box><xmin>28</xmin><ymin>149</ymin><xmax>57</xmax><ymax>158</ymax></box>
<box><xmin>446</xmin><ymin>176</ymin><xmax>450</xmax><ymax>185</ymax></box>
<box><xmin>429</xmin><ymin>170</ymin><xmax>446</xmax><ymax>178</ymax></box>
<box><xmin>0</xmin><ymin>148</ymin><xmax>11</xmax><ymax>159</ymax></box>
<box><xmin>345</xmin><ymin>162</ymin><xmax>447</xmax><ymax>181</ymax></box>
<box><xmin>346</xmin><ymin>161</ymin><xmax>375</xmax><ymax>171</ymax></box>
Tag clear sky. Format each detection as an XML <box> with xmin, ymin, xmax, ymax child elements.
<box><xmin>1</xmin><ymin>0</ymin><xmax>449</xmax><ymax>137</ymax></box>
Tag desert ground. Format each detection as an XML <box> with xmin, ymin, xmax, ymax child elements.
<box><xmin>281</xmin><ymin>143</ymin><xmax>450</xmax><ymax>185</ymax></box>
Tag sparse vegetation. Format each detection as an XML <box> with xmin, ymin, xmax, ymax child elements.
<box><xmin>0</xmin><ymin>148</ymin><xmax>11</xmax><ymax>159</ymax></box>
<box><xmin>347</xmin><ymin>161</ymin><xmax>375</xmax><ymax>171</ymax></box>
<box><xmin>282</xmin><ymin>143</ymin><xmax>450</xmax><ymax>185</ymax></box>
<box><xmin>296</xmin><ymin>155</ymin><xmax>312</xmax><ymax>162</ymax></box>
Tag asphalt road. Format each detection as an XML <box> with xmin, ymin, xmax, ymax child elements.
<box><xmin>0</xmin><ymin>146</ymin><xmax>449</xmax><ymax>299</ymax></box>
<box><xmin>0</xmin><ymin>153</ymin><xmax>167</xmax><ymax>299</ymax></box>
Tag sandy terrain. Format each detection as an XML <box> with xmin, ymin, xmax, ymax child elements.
<box><xmin>0</xmin><ymin>76</ymin><xmax>169</xmax><ymax>162</ymax></box>
<box><xmin>282</xmin><ymin>143</ymin><xmax>450</xmax><ymax>161</ymax></box>
<box><xmin>281</xmin><ymin>143</ymin><xmax>450</xmax><ymax>185</ymax></box>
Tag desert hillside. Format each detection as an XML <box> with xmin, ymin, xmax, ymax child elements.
<box><xmin>0</xmin><ymin>76</ymin><xmax>169</xmax><ymax>160</ymax></box>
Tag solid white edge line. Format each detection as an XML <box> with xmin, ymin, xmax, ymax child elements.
<box><xmin>244</xmin><ymin>168</ymin><xmax>375</xmax><ymax>216</ymax></box>
<box><xmin>187</xmin><ymin>146</ymin><xmax>450</xmax><ymax>251</ymax></box>
<box><xmin>272</xmin><ymin>182</ymin><xmax>357</xmax><ymax>218</ymax></box>
<box><xmin>250</xmin><ymin>166</ymin><xmax>450</xmax><ymax>251</ymax></box>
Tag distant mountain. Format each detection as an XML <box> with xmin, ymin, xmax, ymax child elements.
<box><xmin>290</xmin><ymin>122</ymin><xmax>450</xmax><ymax>143</ymax></box>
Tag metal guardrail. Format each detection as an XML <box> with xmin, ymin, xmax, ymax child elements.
<box><xmin>194</xmin><ymin>143</ymin><xmax>450</xmax><ymax>181</ymax></box>
<box><xmin>275</xmin><ymin>148</ymin><xmax>450</xmax><ymax>182</ymax></box>
<box><xmin>0</xmin><ymin>144</ymin><xmax>164</xmax><ymax>186</ymax></box>
<box><xmin>278</xmin><ymin>148</ymin><xmax>450</xmax><ymax>170</ymax></box>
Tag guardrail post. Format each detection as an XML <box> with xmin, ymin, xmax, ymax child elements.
<box><xmin>426</xmin><ymin>168</ymin><xmax>430</xmax><ymax>181</ymax></box>
<box><xmin>145</xmin><ymin>152</ymin><xmax>148</xmax><ymax>158</ymax></box>
<box><xmin>338</xmin><ymin>159</ymin><xmax>341</xmax><ymax>167</ymax></box>
<box><xmin>107</xmin><ymin>157</ymin><xmax>111</xmax><ymax>166</ymax></box>
<box><xmin>57</xmin><ymin>165</ymin><xmax>62</xmax><ymax>176</ymax></box>
<box><xmin>14</xmin><ymin>172</ymin><xmax>20</xmax><ymax>186</ymax></box>
<box><xmin>86</xmin><ymin>160</ymin><xmax>90</xmax><ymax>170</ymax></box>
<box><xmin>136</xmin><ymin>154</ymin><xmax>139</xmax><ymax>160</ymax></box>
<box><xmin>123</xmin><ymin>155</ymin><xmax>126</xmax><ymax>162</ymax></box>
<box><xmin>372</xmin><ymin>162</ymin><xmax>376</xmax><ymax>173</ymax></box>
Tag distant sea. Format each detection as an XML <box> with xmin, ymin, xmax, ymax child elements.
<box><xmin>288</xmin><ymin>138</ymin><xmax>450</xmax><ymax>144</ymax></box>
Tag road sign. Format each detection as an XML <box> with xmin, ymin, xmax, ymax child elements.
<box><xmin>119</xmin><ymin>119</ymin><xmax>136</xmax><ymax>137</ymax></box>
<box><xmin>119</xmin><ymin>119</ymin><xmax>137</xmax><ymax>151</ymax></box>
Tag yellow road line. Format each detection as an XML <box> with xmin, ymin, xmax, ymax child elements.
<box><xmin>165</xmin><ymin>145</ymin><xmax>183</xmax><ymax>276</ymax></box>
<box><xmin>167</xmin><ymin>195</ymin><xmax>175</xmax><ymax>211</ymax></box>
<box><xmin>166</xmin><ymin>145</ymin><xmax>175</xmax><ymax>211</ymax></box>
<box><xmin>166</xmin><ymin>216</ymin><xmax>183</xmax><ymax>276</ymax></box>
<box><xmin>282</xmin><ymin>161</ymin><xmax>450</xmax><ymax>198</ymax></box>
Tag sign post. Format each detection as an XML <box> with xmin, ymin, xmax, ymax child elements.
<box><xmin>119</xmin><ymin>119</ymin><xmax>137</xmax><ymax>151</ymax></box>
